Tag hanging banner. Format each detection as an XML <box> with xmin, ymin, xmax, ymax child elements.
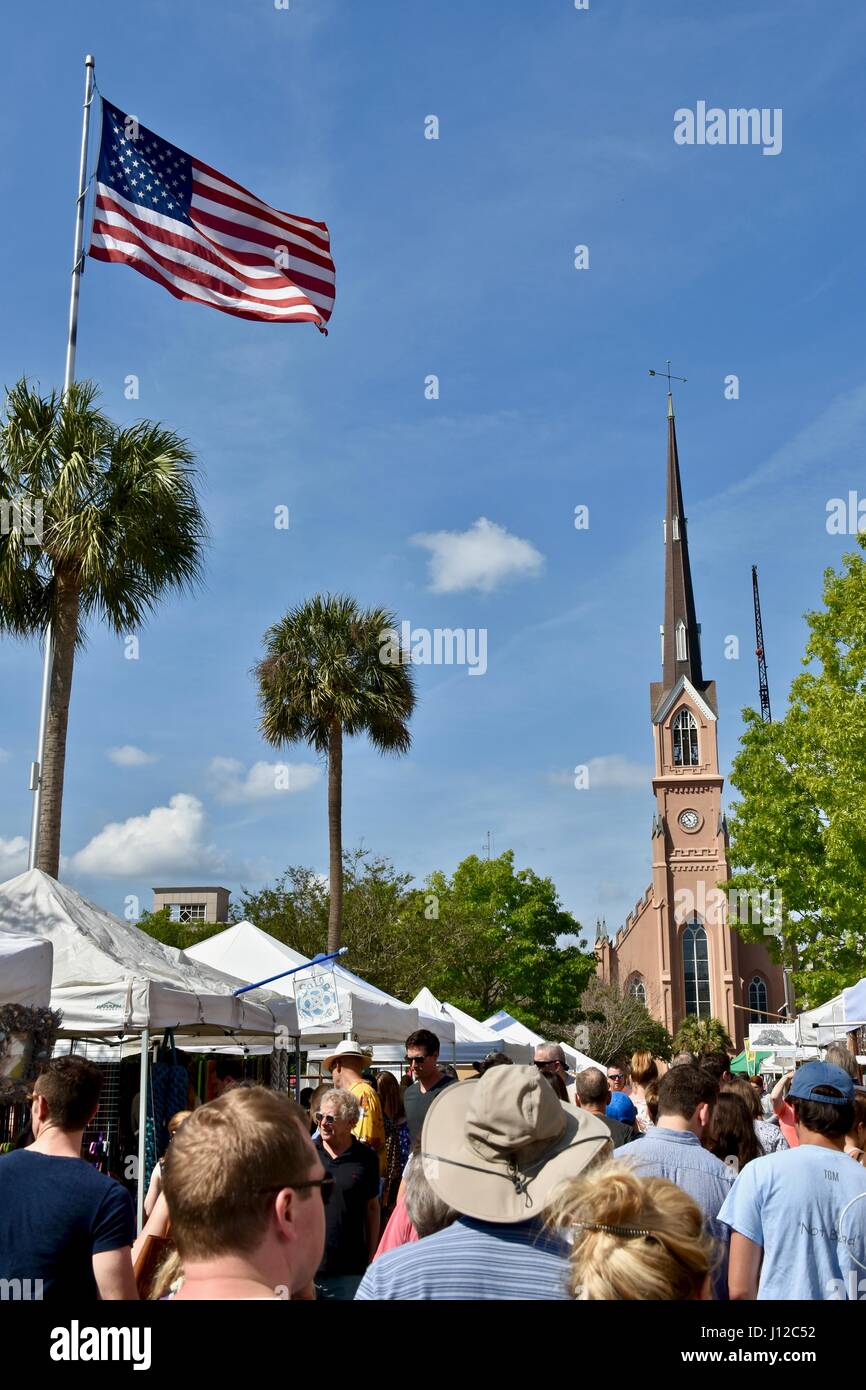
<box><xmin>748</xmin><ymin>1022</ymin><xmax>797</xmax><ymax>1050</ymax></box>
<box><xmin>295</xmin><ymin>969</ymin><xmax>342</xmax><ymax>1028</ymax></box>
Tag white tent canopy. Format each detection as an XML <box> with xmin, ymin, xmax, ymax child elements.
<box><xmin>0</xmin><ymin>870</ymin><xmax>297</xmax><ymax>1038</ymax></box>
<box><xmin>798</xmin><ymin>981</ymin><xmax>865</xmax><ymax>1057</ymax></box>
<box><xmin>186</xmin><ymin>920</ymin><xmax>420</xmax><ymax>1045</ymax></box>
<box><xmin>411</xmin><ymin>989</ymin><xmax>532</xmax><ymax>1064</ymax></box>
<box><xmin>0</xmin><ymin>934</ymin><xmax>53</xmax><ymax>1009</ymax></box>
<box><xmin>483</xmin><ymin>1010</ymin><xmax>605</xmax><ymax>1074</ymax></box>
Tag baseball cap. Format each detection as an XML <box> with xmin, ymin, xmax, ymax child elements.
<box><xmin>788</xmin><ymin>1061</ymin><xmax>854</xmax><ymax>1105</ymax></box>
<box><xmin>606</xmin><ymin>1091</ymin><xmax>638</xmax><ymax>1125</ymax></box>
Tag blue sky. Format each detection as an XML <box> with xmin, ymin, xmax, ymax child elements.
<box><xmin>2</xmin><ymin>0</ymin><xmax>866</xmax><ymax>945</ymax></box>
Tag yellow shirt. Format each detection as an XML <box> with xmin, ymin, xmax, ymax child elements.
<box><xmin>350</xmin><ymin>1080</ymin><xmax>386</xmax><ymax>1176</ymax></box>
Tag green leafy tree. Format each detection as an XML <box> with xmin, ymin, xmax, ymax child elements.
<box><xmin>577</xmin><ymin>978</ymin><xmax>673</xmax><ymax>1064</ymax></box>
<box><xmin>255</xmin><ymin>595</ymin><xmax>416</xmax><ymax>953</ymax></box>
<box><xmin>418</xmin><ymin>850</ymin><xmax>595</xmax><ymax>1034</ymax></box>
<box><xmin>671</xmin><ymin>1015</ymin><xmax>734</xmax><ymax>1055</ymax></box>
<box><xmin>727</xmin><ymin>538</ymin><xmax>866</xmax><ymax>1006</ymax></box>
<box><xmin>0</xmin><ymin>380</ymin><xmax>206</xmax><ymax>876</ymax></box>
<box><xmin>136</xmin><ymin>907</ymin><xmax>227</xmax><ymax>953</ymax></box>
<box><xmin>232</xmin><ymin>850</ymin><xmax>425</xmax><ymax>996</ymax></box>
<box><xmin>231</xmin><ymin>866</ymin><xmax>330</xmax><ymax>958</ymax></box>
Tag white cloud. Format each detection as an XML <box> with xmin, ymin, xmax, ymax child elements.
<box><xmin>107</xmin><ymin>745</ymin><xmax>159</xmax><ymax>768</ymax></box>
<box><xmin>71</xmin><ymin>793</ymin><xmax>223</xmax><ymax>878</ymax></box>
<box><xmin>548</xmin><ymin>755</ymin><xmax>648</xmax><ymax>791</ymax></box>
<box><xmin>0</xmin><ymin>835</ymin><xmax>28</xmax><ymax>878</ymax></box>
<box><xmin>208</xmin><ymin>757</ymin><xmax>321</xmax><ymax>805</ymax></box>
<box><xmin>412</xmin><ymin>517</ymin><xmax>544</xmax><ymax>594</ymax></box>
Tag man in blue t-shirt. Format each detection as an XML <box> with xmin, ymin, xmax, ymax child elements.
<box><xmin>720</xmin><ymin>1061</ymin><xmax>866</xmax><ymax>1301</ymax></box>
<box><xmin>0</xmin><ymin>1057</ymin><xmax>137</xmax><ymax>1300</ymax></box>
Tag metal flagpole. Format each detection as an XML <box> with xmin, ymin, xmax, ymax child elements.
<box><xmin>28</xmin><ymin>54</ymin><xmax>96</xmax><ymax>871</ymax></box>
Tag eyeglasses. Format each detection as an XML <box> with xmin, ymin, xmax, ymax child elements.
<box><xmin>405</xmin><ymin>1055</ymin><xmax>428</xmax><ymax>1066</ymax></box>
<box><xmin>608</xmin><ymin>1076</ymin><xmax>624</xmax><ymax>1084</ymax></box>
<box><xmin>257</xmin><ymin>1175</ymin><xmax>335</xmax><ymax>1205</ymax></box>
<box><xmin>534</xmin><ymin>1060</ymin><xmax>557</xmax><ymax>1071</ymax></box>
<box><xmin>314</xmin><ymin>1112</ymin><xmax>337</xmax><ymax>1125</ymax></box>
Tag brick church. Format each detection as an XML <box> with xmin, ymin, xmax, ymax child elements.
<box><xmin>594</xmin><ymin>390</ymin><xmax>784</xmax><ymax>1051</ymax></box>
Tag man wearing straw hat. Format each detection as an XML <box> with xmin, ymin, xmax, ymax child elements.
<box><xmin>355</xmin><ymin>1065</ymin><xmax>612</xmax><ymax>1299</ymax></box>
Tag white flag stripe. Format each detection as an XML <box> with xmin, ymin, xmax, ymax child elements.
<box><xmin>192</xmin><ymin>168</ymin><xmax>332</xmax><ymax>248</ymax></box>
<box><xmin>90</xmin><ymin>232</ymin><xmax>321</xmax><ymax>317</ymax></box>
<box><xmin>94</xmin><ymin>200</ymin><xmax>316</xmax><ymax>300</ymax></box>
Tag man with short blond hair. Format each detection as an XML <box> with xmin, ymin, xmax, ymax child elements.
<box><xmin>164</xmin><ymin>1086</ymin><xmax>327</xmax><ymax>1300</ymax></box>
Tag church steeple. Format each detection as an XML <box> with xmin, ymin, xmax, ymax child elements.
<box><xmin>661</xmin><ymin>392</ymin><xmax>703</xmax><ymax>692</ymax></box>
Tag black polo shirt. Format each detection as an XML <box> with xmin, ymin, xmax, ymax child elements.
<box><xmin>315</xmin><ymin>1136</ymin><xmax>380</xmax><ymax>1276</ymax></box>
<box><xmin>403</xmin><ymin>1072</ymin><xmax>457</xmax><ymax>1143</ymax></box>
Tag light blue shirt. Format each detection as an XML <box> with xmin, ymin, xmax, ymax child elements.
<box><xmin>718</xmin><ymin>1143</ymin><xmax>866</xmax><ymax>1300</ymax></box>
<box><xmin>614</xmin><ymin>1126</ymin><xmax>735</xmax><ymax>1298</ymax></box>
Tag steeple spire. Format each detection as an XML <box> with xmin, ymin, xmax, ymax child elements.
<box><xmin>662</xmin><ymin>396</ymin><xmax>703</xmax><ymax>690</ymax></box>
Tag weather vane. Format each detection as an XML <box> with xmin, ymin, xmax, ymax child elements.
<box><xmin>648</xmin><ymin>360</ymin><xmax>687</xmax><ymax>389</ymax></box>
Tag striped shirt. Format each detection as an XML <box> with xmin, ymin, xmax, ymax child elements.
<box><xmin>354</xmin><ymin>1217</ymin><xmax>571</xmax><ymax>1301</ymax></box>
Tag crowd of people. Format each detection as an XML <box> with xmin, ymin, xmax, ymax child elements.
<box><xmin>1</xmin><ymin>1028</ymin><xmax>864</xmax><ymax>1302</ymax></box>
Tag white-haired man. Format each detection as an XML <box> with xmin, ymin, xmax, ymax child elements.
<box><xmin>534</xmin><ymin>1043</ymin><xmax>576</xmax><ymax>1102</ymax></box>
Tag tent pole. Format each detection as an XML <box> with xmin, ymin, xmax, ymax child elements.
<box><xmin>136</xmin><ymin>1028</ymin><xmax>149</xmax><ymax>1233</ymax></box>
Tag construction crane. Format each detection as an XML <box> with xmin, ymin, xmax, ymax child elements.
<box><xmin>752</xmin><ymin>565</ymin><xmax>772</xmax><ymax>723</ymax></box>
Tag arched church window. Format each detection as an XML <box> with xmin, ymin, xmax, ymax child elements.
<box><xmin>675</xmin><ymin>619</ymin><xmax>688</xmax><ymax>661</ymax></box>
<box><xmin>683</xmin><ymin>922</ymin><xmax>711</xmax><ymax>1018</ymax></box>
<box><xmin>626</xmin><ymin>975</ymin><xmax>647</xmax><ymax>1007</ymax></box>
<box><xmin>748</xmin><ymin>975</ymin><xmax>769</xmax><ymax>1024</ymax></box>
<box><xmin>672</xmin><ymin>708</ymin><xmax>699</xmax><ymax>767</ymax></box>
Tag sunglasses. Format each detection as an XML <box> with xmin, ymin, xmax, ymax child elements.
<box><xmin>258</xmin><ymin>1175</ymin><xmax>335</xmax><ymax>1205</ymax></box>
<box><xmin>404</xmin><ymin>1056</ymin><xmax>428</xmax><ymax>1066</ymax></box>
<box><xmin>608</xmin><ymin>1074</ymin><xmax>624</xmax><ymax>1082</ymax></box>
<box><xmin>314</xmin><ymin>1112</ymin><xmax>337</xmax><ymax>1125</ymax></box>
<box><xmin>534</xmin><ymin>1060</ymin><xmax>557</xmax><ymax>1070</ymax></box>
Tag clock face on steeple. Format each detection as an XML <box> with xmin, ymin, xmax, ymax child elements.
<box><xmin>678</xmin><ymin>808</ymin><xmax>700</xmax><ymax>832</ymax></box>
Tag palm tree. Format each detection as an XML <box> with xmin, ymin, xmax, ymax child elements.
<box><xmin>0</xmin><ymin>379</ymin><xmax>206</xmax><ymax>876</ymax></box>
<box><xmin>255</xmin><ymin>594</ymin><xmax>416</xmax><ymax>952</ymax></box>
<box><xmin>672</xmin><ymin>1015</ymin><xmax>734</xmax><ymax>1055</ymax></box>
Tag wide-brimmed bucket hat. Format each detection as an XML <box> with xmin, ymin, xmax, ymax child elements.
<box><xmin>421</xmin><ymin>1064</ymin><xmax>612</xmax><ymax>1223</ymax></box>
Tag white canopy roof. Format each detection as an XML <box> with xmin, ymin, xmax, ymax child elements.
<box><xmin>186</xmin><ymin>920</ymin><xmax>420</xmax><ymax>1045</ymax></box>
<box><xmin>0</xmin><ymin>870</ymin><xmax>296</xmax><ymax>1038</ymax></box>
<box><xmin>411</xmin><ymin>989</ymin><xmax>532</xmax><ymax>1064</ymax></box>
<box><xmin>482</xmin><ymin>1010</ymin><xmax>605</xmax><ymax>1073</ymax></box>
<box><xmin>0</xmin><ymin>934</ymin><xmax>53</xmax><ymax>1008</ymax></box>
<box><xmin>798</xmin><ymin>980</ymin><xmax>866</xmax><ymax>1054</ymax></box>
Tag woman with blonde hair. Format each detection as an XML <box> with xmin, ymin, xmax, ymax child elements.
<box><xmin>549</xmin><ymin>1161</ymin><xmax>715</xmax><ymax>1300</ymax></box>
<box><xmin>629</xmin><ymin>1052</ymin><xmax>659</xmax><ymax>1134</ymax></box>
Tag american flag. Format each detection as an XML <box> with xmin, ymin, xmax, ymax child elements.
<box><xmin>89</xmin><ymin>99</ymin><xmax>335</xmax><ymax>329</ymax></box>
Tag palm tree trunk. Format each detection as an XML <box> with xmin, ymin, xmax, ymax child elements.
<box><xmin>327</xmin><ymin>718</ymin><xmax>343</xmax><ymax>953</ymax></box>
<box><xmin>37</xmin><ymin>572</ymin><xmax>79</xmax><ymax>878</ymax></box>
